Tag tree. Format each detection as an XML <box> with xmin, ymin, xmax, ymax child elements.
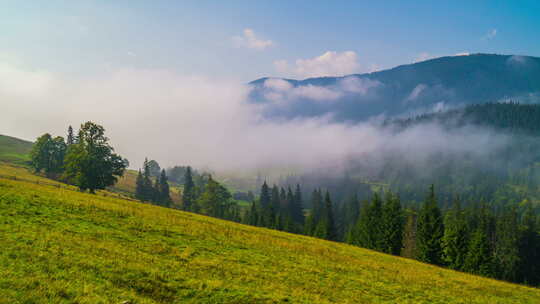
<box><xmin>314</xmin><ymin>191</ymin><xmax>337</xmax><ymax>241</ymax></box>
<box><xmin>463</xmin><ymin>227</ymin><xmax>493</xmax><ymax>277</ymax></box>
<box><xmin>182</xmin><ymin>166</ymin><xmax>195</xmax><ymax>211</ymax></box>
<box><xmin>290</xmin><ymin>184</ymin><xmax>305</xmax><ymax>224</ymax></box>
<box><xmin>351</xmin><ymin>193</ymin><xmax>383</xmax><ymax>250</ymax></box>
<box><xmin>493</xmin><ymin>206</ymin><xmax>520</xmax><ymax>282</ymax></box>
<box><xmin>442</xmin><ymin>198</ymin><xmax>468</xmax><ymax>270</ymax></box>
<box><xmin>30</xmin><ymin>134</ymin><xmax>67</xmax><ymax>177</ymax></box>
<box><xmin>380</xmin><ymin>192</ymin><xmax>404</xmax><ymax>255</ymax></box>
<box><xmin>147</xmin><ymin>160</ymin><xmax>161</xmax><ymax>177</ymax></box>
<box><xmin>63</xmin><ymin>122</ymin><xmax>126</xmax><ymax>193</ymax></box>
<box><xmin>157</xmin><ymin>169</ymin><xmax>172</xmax><ymax>207</ymax></box>
<box><xmin>260</xmin><ymin>182</ymin><xmax>271</xmax><ymax>210</ymax></box>
<box><xmin>401</xmin><ymin>208</ymin><xmax>418</xmax><ymax>259</ymax></box>
<box><xmin>518</xmin><ymin>203</ymin><xmax>540</xmax><ymax>285</ymax></box>
<box><xmin>67</xmin><ymin>125</ymin><xmax>75</xmax><ymax>145</ymax></box>
<box><xmin>416</xmin><ymin>185</ymin><xmax>444</xmax><ymax>265</ymax></box>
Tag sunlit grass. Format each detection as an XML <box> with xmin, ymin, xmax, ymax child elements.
<box><xmin>1</xmin><ymin>163</ymin><xmax>539</xmax><ymax>303</ymax></box>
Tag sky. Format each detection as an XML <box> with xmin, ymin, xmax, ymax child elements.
<box><xmin>0</xmin><ymin>1</ymin><xmax>538</xmax><ymax>170</ymax></box>
<box><xmin>1</xmin><ymin>1</ymin><xmax>539</xmax><ymax>81</ymax></box>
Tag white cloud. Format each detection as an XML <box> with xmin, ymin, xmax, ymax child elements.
<box><xmin>261</xmin><ymin>76</ymin><xmax>380</xmax><ymax>105</ymax></box>
<box><xmin>414</xmin><ymin>52</ymin><xmax>435</xmax><ymax>63</ymax></box>
<box><xmin>232</xmin><ymin>28</ymin><xmax>273</xmax><ymax>50</ymax></box>
<box><xmin>274</xmin><ymin>51</ymin><xmax>362</xmax><ymax>78</ymax></box>
<box><xmin>482</xmin><ymin>29</ymin><xmax>497</xmax><ymax>40</ymax></box>
<box><xmin>454</xmin><ymin>52</ymin><xmax>470</xmax><ymax>56</ymax></box>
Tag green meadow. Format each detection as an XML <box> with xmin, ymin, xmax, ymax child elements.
<box><xmin>1</xmin><ymin>164</ymin><xmax>539</xmax><ymax>303</ymax></box>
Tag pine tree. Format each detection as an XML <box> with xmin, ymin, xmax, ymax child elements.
<box><xmin>416</xmin><ymin>185</ymin><xmax>444</xmax><ymax>265</ymax></box>
<box><xmin>343</xmin><ymin>193</ymin><xmax>360</xmax><ymax>240</ymax></box>
<box><xmin>142</xmin><ymin>158</ymin><xmax>153</xmax><ymax>201</ymax></box>
<box><xmin>442</xmin><ymin>198</ymin><xmax>468</xmax><ymax>270</ymax></box>
<box><xmin>158</xmin><ymin>169</ymin><xmax>172</xmax><ymax>207</ymax></box>
<box><xmin>260</xmin><ymin>182</ymin><xmax>271</xmax><ymax>209</ymax></box>
<box><xmin>463</xmin><ymin>227</ymin><xmax>493</xmax><ymax>277</ymax></box>
<box><xmin>380</xmin><ymin>192</ymin><xmax>404</xmax><ymax>255</ymax></box>
<box><xmin>182</xmin><ymin>166</ymin><xmax>195</xmax><ymax>211</ymax></box>
<box><xmin>351</xmin><ymin>193</ymin><xmax>383</xmax><ymax>250</ymax></box>
<box><xmin>494</xmin><ymin>206</ymin><xmax>520</xmax><ymax>282</ymax></box>
<box><xmin>290</xmin><ymin>184</ymin><xmax>305</xmax><ymax>224</ymax></box>
<box><xmin>316</xmin><ymin>191</ymin><xmax>337</xmax><ymax>241</ymax></box>
<box><xmin>518</xmin><ymin>202</ymin><xmax>540</xmax><ymax>285</ymax></box>
<box><xmin>67</xmin><ymin>125</ymin><xmax>75</xmax><ymax>145</ymax></box>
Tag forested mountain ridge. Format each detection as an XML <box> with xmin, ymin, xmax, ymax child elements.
<box><xmin>249</xmin><ymin>54</ymin><xmax>540</xmax><ymax>121</ymax></box>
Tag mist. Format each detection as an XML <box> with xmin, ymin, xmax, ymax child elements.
<box><xmin>1</xmin><ymin>62</ymin><xmax>511</xmax><ymax>179</ymax></box>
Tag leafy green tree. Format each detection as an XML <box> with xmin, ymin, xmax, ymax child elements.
<box><xmin>30</xmin><ymin>134</ymin><xmax>67</xmax><ymax>176</ymax></box>
<box><xmin>63</xmin><ymin>122</ymin><xmax>126</xmax><ymax>193</ymax></box>
<box><xmin>182</xmin><ymin>166</ymin><xmax>195</xmax><ymax>211</ymax></box>
<box><xmin>416</xmin><ymin>185</ymin><xmax>444</xmax><ymax>265</ymax></box>
<box><xmin>442</xmin><ymin>198</ymin><xmax>468</xmax><ymax>270</ymax></box>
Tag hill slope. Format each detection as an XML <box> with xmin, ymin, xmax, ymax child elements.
<box><xmin>1</xmin><ymin>164</ymin><xmax>539</xmax><ymax>303</ymax></box>
<box><xmin>0</xmin><ymin>134</ymin><xmax>32</xmax><ymax>165</ymax></box>
<box><xmin>250</xmin><ymin>54</ymin><xmax>540</xmax><ymax>121</ymax></box>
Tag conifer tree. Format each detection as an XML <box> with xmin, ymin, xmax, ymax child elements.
<box><xmin>416</xmin><ymin>185</ymin><xmax>444</xmax><ymax>265</ymax></box>
<box><xmin>518</xmin><ymin>203</ymin><xmax>540</xmax><ymax>285</ymax></box>
<box><xmin>494</xmin><ymin>206</ymin><xmax>520</xmax><ymax>282</ymax></box>
<box><xmin>401</xmin><ymin>209</ymin><xmax>418</xmax><ymax>259</ymax></box>
<box><xmin>290</xmin><ymin>184</ymin><xmax>305</xmax><ymax>224</ymax></box>
<box><xmin>442</xmin><ymin>198</ymin><xmax>468</xmax><ymax>270</ymax></box>
<box><xmin>260</xmin><ymin>182</ymin><xmax>271</xmax><ymax>210</ymax></box>
<box><xmin>67</xmin><ymin>125</ymin><xmax>75</xmax><ymax>145</ymax></box>
<box><xmin>182</xmin><ymin>166</ymin><xmax>195</xmax><ymax>211</ymax></box>
<box><xmin>316</xmin><ymin>191</ymin><xmax>337</xmax><ymax>241</ymax></box>
<box><xmin>158</xmin><ymin>169</ymin><xmax>172</xmax><ymax>207</ymax></box>
<box><xmin>351</xmin><ymin>193</ymin><xmax>383</xmax><ymax>250</ymax></box>
<box><xmin>380</xmin><ymin>192</ymin><xmax>404</xmax><ymax>255</ymax></box>
<box><xmin>142</xmin><ymin>158</ymin><xmax>153</xmax><ymax>201</ymax></box>
<box><xmin>463</xmin><ymin>227</ymin><xmax>493</xmax><ymax>277</ymax></box>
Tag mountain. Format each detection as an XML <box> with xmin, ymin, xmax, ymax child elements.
<box><xmin>1</xmin><ymin>162</ymin><xmax>539</xmax><ymax>303</ymax></box>
<box><xmin>249</xmin><ymin>54</ymin><xmax>540</xmax><ymax>121</ymax></box>
<box><xmin>0</xmin><ymin>134</ymin><xmax>33</xmax><ymax>165</ymax></box>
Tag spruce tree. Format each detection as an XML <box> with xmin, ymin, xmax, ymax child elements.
<box><xmin>320</xmin><ymin>191</ymin><xmax>337</xmax><ymax>241</ymax></box>
<box><xmin>380</xmin><ymin>192</ymin><xmax>404</xmax><ymax>255</ymax></box>
<box><xmin>518</xmin><ymin>203</ymin><xmax>540</xmax><ymax>285</ymax></box>
<box><xmin>401</xmin><ymin>209</ymin><xmax>418</xmax><ymax>259</ymax></box>
<box><xmin>67</xmin><ymin>125</ymin><xmax>75</xmax><ymax>145</ymax></box>
<box><xmin>260</xmin><ymin>182</ymin><xmax>271</xmax><ymax>210</ymax></box>
<box><xmin>416</xmin><ymin>185</ymin><xmax>444</xmax><ymax>265</ymax></box>
<box><xmin>290</xmin><ymin>184</ymin><xmax>305</xmax><ymax>224</ymax></box>
<box><xmin>442</xmin><ymin>198</ymin><xmax>468</xmax><ymax>270</ymax></box>
<box><xmin>158</xmin><ymin>169</ymin><xmax>172</xmax><ymax>207</ymax></box>
<box><xmin>494</xmin><ymin>206</ymin><xmax>520</xmax><ymax>282</ymax></box>
<box><xmin>351</xmin><ymin>193</ymin><xmax>383</xmax><ymax>250</ymax></box>
<box><xmin>182</xmin><ymin>166</ymin><xmax>195</xmax><ymax>211</ymax></box>
<box><xmin>463</xmin><ymin>227</ymin><xmax>493</xmax><ymax>277</ymax></box>
<box><xmin>142</xmin><ymin>158</ymin><xmax>153</xmax><ymax>201</ymax></box>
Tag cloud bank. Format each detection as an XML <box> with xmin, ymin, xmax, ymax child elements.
<box><xmin>0</xmin><ymin>60</ymin><xmax>509</xmax><ymax>178</ymax></box>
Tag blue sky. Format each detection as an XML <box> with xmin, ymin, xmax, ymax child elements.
<box><xmin>1</xmin><ymin>1</ymin><xmax>539</xmax><ymax>81</ymax></box>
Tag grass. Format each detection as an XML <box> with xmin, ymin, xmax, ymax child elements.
<box><xmin>0</xmin><ymin>135</ymin><xmax>33</xmax><ymax>165</ymax></box>
<box><xmin>1</xmin><ymin>164</ymin><xmax>539</xmax><ymax>303</ymax></box>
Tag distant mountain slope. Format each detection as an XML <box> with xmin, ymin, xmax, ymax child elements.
<box><xmin>250</xmin><ymin>54</ymin><xmax>540</xmax><ymax>121</ymax></box>
<box><xmin>0</xmin><ymin>134</ymin><xmax>33</xmax><ymax>165</ymax></box>
<box><xmin>1</xmin><ymin>163</ymin><xmax>539</xmax><ymax>303</ymax></box>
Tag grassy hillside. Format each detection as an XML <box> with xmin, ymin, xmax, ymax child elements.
<box><xmin>1</xmin><ymin>164</ymin><xmax>539</xmax><ymax>303</ymax></box>
<box><xmin>0</xmin><ymin>134</ymin><xmax>32</xmax><ymax>165</ymax></box>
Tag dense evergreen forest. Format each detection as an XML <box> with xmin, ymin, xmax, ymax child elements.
<box><xmin>28</xmin><ymin>103</ymin><xmax>540</xmax><ymax>287</ymax></box>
